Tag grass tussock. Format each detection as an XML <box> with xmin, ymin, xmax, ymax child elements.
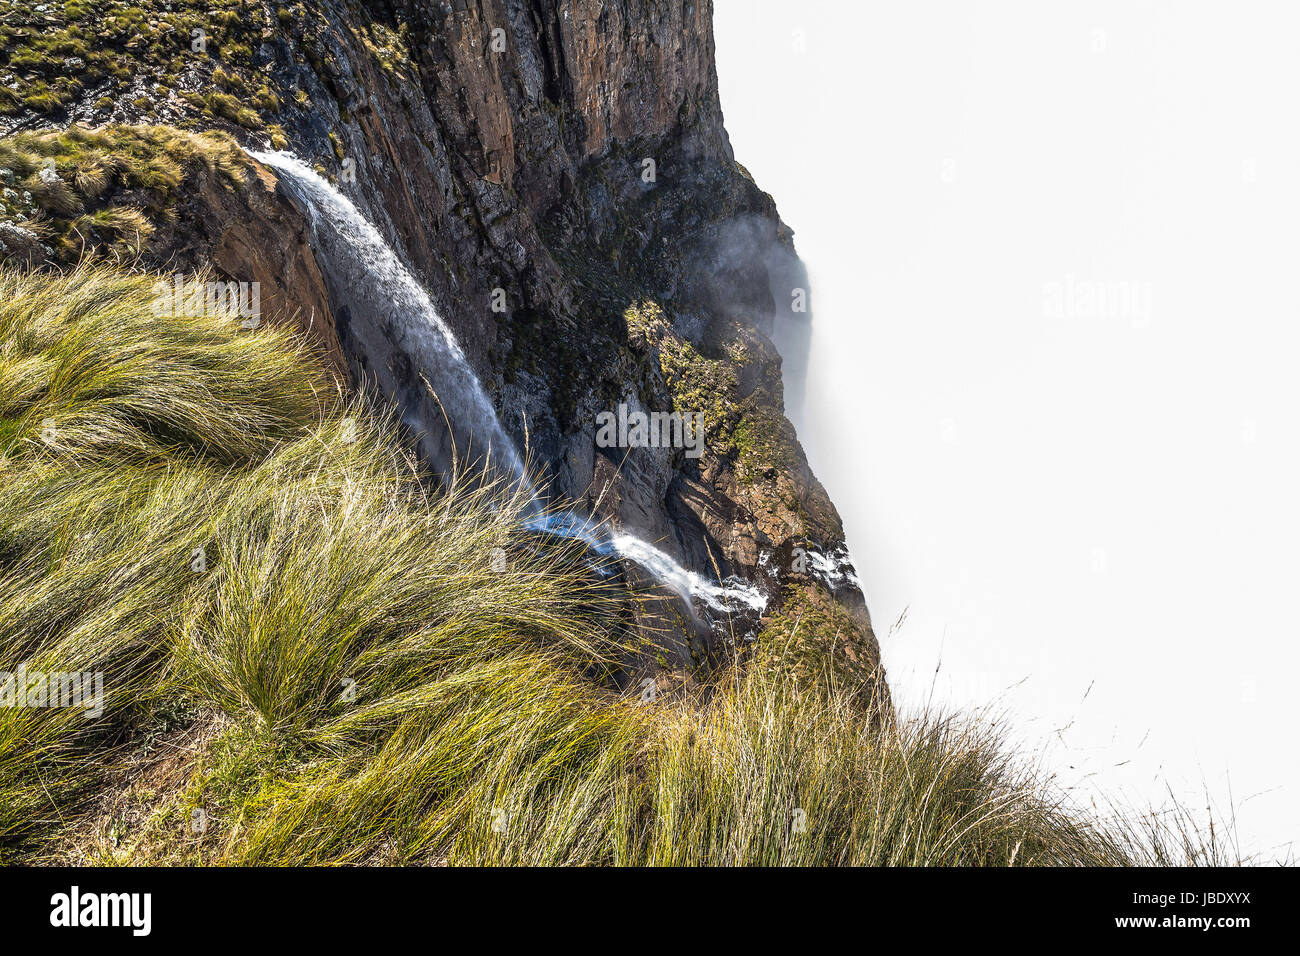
<box><xmin>0</xmin><ymin>124</ymin><xmax>248</xmax><ymax>265</ymax></box>
<box><xmin>0</xmin><ymin>264</ymin><xmax>1252</xmax><ymax>866</ymax></box>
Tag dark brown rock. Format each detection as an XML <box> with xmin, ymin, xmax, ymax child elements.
<box><xmin>0</xmin><ymin>0</ymin><xmax>886</xmax><ymax>704</ymax></box>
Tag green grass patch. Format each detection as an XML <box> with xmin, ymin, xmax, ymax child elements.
<box><xmin>0</xmin><ymin>123</ymin><xmax>248</xmax><ymax>264</ymax></box>
<box><xmin>0</xmin><ymin>263</ymin><xmax>1254</xmax><ymax>866</ymax></box>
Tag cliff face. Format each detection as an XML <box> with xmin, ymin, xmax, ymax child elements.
<box><xmin>0</xmin><ymin>0</ymin><xmax>884</xmax><ymax>700</ymax></box>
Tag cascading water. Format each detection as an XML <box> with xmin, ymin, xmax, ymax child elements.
<box><xmin>250</xmin><ymin>149</ymin><xmax>530</xmax><ymax>491</ymax></box>
<box><xmin>524</xmin><ymin>512</ymin><xmax>766</xmax><ymax>614</ymax></box>
<box><xmin>251</xmin><ymin>149</ymin><xmax>768</xmax><ymax>617</ymax></box>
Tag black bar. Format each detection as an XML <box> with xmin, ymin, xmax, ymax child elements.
<box><xmin>0</xmin><ymin>866</ymin><xmax>1289</xmax><ymax>942</ymax></box>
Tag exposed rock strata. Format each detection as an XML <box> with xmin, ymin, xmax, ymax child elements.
<box><xmin>0</xmin><ymin>0</ymin><xmax>885</xmax><ymax>702</ymax></box>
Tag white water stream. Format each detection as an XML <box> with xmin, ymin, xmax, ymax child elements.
<box><xmin>251</xmin><ymin>150</ymin><xmax>768</xmax><ymax>616</ymax></box>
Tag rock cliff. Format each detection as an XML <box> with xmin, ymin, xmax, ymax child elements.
<box><xmin>0</xmin><ymin>0</ymin><xmax>885</xmax><ymax>702</ymax></box>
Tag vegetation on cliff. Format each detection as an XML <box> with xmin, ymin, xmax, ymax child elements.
<box><xmin>0</xmin><ymin>124</ymin><xmax>247</xmax><ymax>266</ymax></box>
<box><xmin>1</xmin><ymin>0</ymin><xmax>260</xmax><ymax>118</ymax></box>
<box><xmin>0</xmin><ymin>264</ymin><xmax>1244</xmax><ymax>865</ymax></box>
<box><xmin>0</xmin><ymin>0</ymin><xmax>410</xmax><ymax>140</ymax></box>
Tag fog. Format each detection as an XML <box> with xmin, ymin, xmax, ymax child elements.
<box><xmin>715</xmin><ymin>0</ymin><xmax>1299</xmax><ymax>857</ymax></box>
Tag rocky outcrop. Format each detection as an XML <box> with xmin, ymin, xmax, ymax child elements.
<box><xmin>0</xmin><ymin>125</ymin><xmax>344</xmax><ymax>375</ymax></box>
<box><xmin>188</xmin><ymin>161</ymin><xmax>346</xmax><ymax>375</ymax></box>
<box><xmin>0</xmin><ymin>0</ymin><xmax>885</xmax><ymax>703</ymax></box>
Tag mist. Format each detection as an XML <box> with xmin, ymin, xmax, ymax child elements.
<box><xmin>715</xmin><ymin>0</ymin><xmax>1299</xmax><ymax>858</ymax></box>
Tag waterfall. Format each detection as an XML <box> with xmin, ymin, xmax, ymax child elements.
<box><xmin>251</xmin><ymin>149</ymin><xmax>767</xmax><ymax>617</ymax></box>
<box><xmin>525</xmin><ymin>512</ymin><xmax>767</xmax><ymax>614</ymax></box>
<box><xmin>249</xmin><ymin>149</ymin><xmax>530</xmax><ymax>490</ymax></box>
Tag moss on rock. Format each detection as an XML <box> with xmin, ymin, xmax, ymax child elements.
<box><xmin>755</xmin><ymin>585</ymin><xmax>886</xmax><ymax>712</ymax></box>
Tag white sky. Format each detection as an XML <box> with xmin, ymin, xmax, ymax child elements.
<box><xmin>714</xmin><ymin>0</ymin><xmax>1298</xmax><ymax>859</ymax></box>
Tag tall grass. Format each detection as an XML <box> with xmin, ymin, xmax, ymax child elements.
<box><xmin>0</xmin><ymin>264</ymin><xmax>1250</xmax><ymax>866</ymax></box>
